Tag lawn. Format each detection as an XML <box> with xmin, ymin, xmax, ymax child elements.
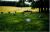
<box><xmin>0</xmin><ymin>12</ymin><xmax>49</xmax><ymax>31</ymax></box>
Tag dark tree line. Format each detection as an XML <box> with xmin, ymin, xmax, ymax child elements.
<box><xmin>39</xmin><ymin>0</ymin><xmax>49</xmax><ymax>13</ymax></box>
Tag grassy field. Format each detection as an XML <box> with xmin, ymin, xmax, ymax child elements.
<box><xmin>0</xmin><ymin>12</ymin><xmax>49</xmax><ymax>31</ymax></box>
<box><xmin>0</xmin><ymin>6</ymin><xmax>39</xmax><ymax>13</ymax></box>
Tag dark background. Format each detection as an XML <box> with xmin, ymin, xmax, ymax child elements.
<box><xmin>0</xmin><ymin>0</ymin><xmax>49</xmax><ymax>8</ymax></box>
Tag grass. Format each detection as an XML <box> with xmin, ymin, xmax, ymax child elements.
<box><xmin>0</xmin><ymin>12</ymin><xmax>49</xmax><ymax>31</ymax></box>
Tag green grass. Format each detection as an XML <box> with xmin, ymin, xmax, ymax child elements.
<box><xmin>0</xmin><ymin>12</ymin><xmax>49</xmax><ymax>31</ymax></box>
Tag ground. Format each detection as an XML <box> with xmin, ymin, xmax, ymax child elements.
<box><xmin>0</xmin><ymin>12</ymin><xmax>49</xmax><ymax>32</ymax></box>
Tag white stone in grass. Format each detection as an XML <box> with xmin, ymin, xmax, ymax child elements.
<box><xmin>25</xmin><ymin>18</ymin><xmax>31</xmax><ymax>22</ymax></box>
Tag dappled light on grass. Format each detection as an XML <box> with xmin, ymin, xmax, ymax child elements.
<box><xmin>0</xmin><ymin>6</ymin><xmax>39</xmax><ymax>13</ymax></box>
